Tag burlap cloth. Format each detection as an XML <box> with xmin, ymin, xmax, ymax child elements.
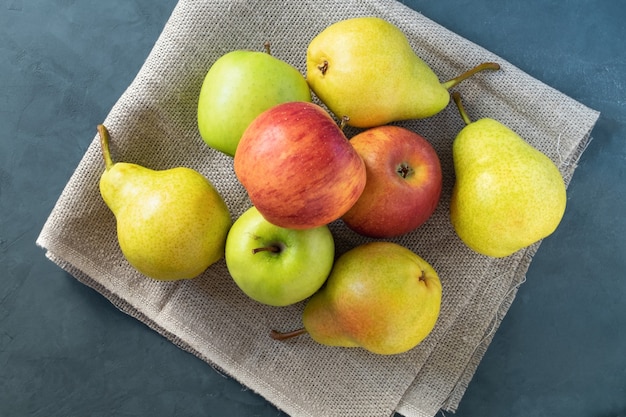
<box><xmin>36</xmin><ymin>1</ymin><xmax>600</xmax><ymax>416</ymax></box>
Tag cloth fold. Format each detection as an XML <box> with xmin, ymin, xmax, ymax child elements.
<box><xmin>37</xmin><ymin>1</ymin><xmax>599</xmax><ymax>416</ymax></box>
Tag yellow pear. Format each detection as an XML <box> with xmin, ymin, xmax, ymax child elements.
<box><xmin>97</xmin><ymin>125</ymin><xmax>232</xmax><ymax>280</ymax></box>
<box><xmin>449</xmin><ymin>93</ymin><xmax>567</xmax><ymax>258</ymax></box>
<box><xmin>306</xmin><ymin>16</ymin><xmax>499</xmax><ymax>128</ymax></box>
<box><xmin>271</xmin><ymin>242</ymin><xmax>442</xmax><ymax>355</ymax></box>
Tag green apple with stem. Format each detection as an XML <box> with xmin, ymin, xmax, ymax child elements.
<box><xmin>197</xmin><ymin>43</ymin><xmax>312</xmax><ymax>156</ymax></box>
<box><xmin>225</xmin><ymin>206</ymin><xmax>335</xmax><ymax>307</ymax></box>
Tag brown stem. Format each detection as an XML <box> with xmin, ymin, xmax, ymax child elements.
<box><xmin>252</xmin><ymin>245</ymin><xmax>281</xmax><ymax>254</ymax></box>
<box><xmin>270</xmin><ymin>328</ymin><xmax>308</xmax><ymax>341</ymax></box>
<box><xmin>441</xmin><ymin>62</ymin><xmax>501</xmax><ymax>90</ymax></box>
<box><xmin>264</xmin><ymin>41</ymin><xmax>271</xmax><ymax>55</ymax></box>
<box><xmin>339</xmin><ymin>115</ymin><xmax>350</xmax><ymax>131</ymax></box>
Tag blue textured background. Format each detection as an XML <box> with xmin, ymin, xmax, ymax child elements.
<box><xmin>1</xmin><ymin>1</ymin><xmax>624</xmax><ymax>416</ymax></box>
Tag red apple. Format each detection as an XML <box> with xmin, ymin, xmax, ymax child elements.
<box><xmin>341</xmin><ymin>125</ymin><xmax>442</xmax><ymax>238</ymax></box>
<box><xmin>234</xmin><ymin>101</ymin><xmax>366</xmax><ymax>229</ymax></box>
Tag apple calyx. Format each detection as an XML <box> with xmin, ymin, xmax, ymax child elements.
<box><xmin>441</xmin><ymin>62</ymin><xmax>501</xmax><ymax>90</ymax></box>
<box><xmin>451</xmin><ymin>91</ymin><xmax>473</xmax><ymax>126</ymax></box>
<box><xmin>396</xmin><ymin>162</ymin><xmax>414</xmax><ymax>179</ymax></box>
<box><xmin>252</xmin><ymin>244</ymin><xmax>283</xmax><ymax>255</ymax></box>
<box><xmin>97</xmin><ymin>124</ymin><xmax>115</xmax><ymax>171</ymax></box>
<box><xmin>270</xmin><ymin>328</ymin><xmax>307</xmax><ymax>341</ymax></box>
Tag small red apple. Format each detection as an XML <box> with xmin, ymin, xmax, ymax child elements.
<box><xmin>234</xmin><ymin>101</ymin><xmax>366</xmax><ymax>229</ymax></box>
<box><xmin>341</xmin><ymin>125</ymin><xmax>442</xmax><ymax>238</ymax></box>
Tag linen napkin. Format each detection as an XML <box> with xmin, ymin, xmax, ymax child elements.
<box><xmin>37</xmin><ymin>0</ymin><xmax>600</xmax><ymax>416</ymax></box>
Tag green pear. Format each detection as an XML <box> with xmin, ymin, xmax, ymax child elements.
<box><xmin>97</xmin><ymin>125</ymin><xmax>232</xmax><ymax>280</ymax></box>
<box><xmin>198</xmin><ymin>44</ymin><xmax>312</xmax><ymax>156</ymax></box>
<box><xmin>271</xmin><ymin>242</ymin><xmax>442</xmax><ymax>355</ymax></box>
<box><xmin>306</xmin><ymin>16</ymin><xmax>500</xmax><ymax>128</ymax></box>
<box><xmin>449</xmin><ymin>93</ymin><xmax>567</xmax><ymax>258</ymax></box>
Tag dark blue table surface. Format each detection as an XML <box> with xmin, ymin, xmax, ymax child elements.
<box><xmin>1</xmin><ymin>1</ymin><xmax>625</xmax><ymax>416</ymax></box>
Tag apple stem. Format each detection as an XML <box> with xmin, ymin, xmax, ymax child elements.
<box><xmin>441</xmin><ymin>62</ymin><xmax>501</xmax><ymax>90</ymax></box>
<box><xmin>270</xmin><ymin>328</ymin><xmax>308</xmax><ymax>341</ymax></box>
<box><xmin>264</xmin><ymin>41</ymin><xmax>271</xmax><ymax>55</ymax></box>
<box><xmin>97</xmin><ymin>124</ymin><xmax>115</xmax><ymax>171</ymax></box>
<box><xmin>452</xmin><ymin>91</ymin><xmax>472</xmax><ymax>126</ymax></box>
<box><xmin>252</xmin><ymin>245</ymin><xmax>281</xmax><ymax>254</ymax></box>
<box><xmin>339</xmin><ymin>115</ymin><xmax>350</xmax><ymax>131</ymax></box>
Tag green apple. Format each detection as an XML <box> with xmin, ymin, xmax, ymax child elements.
<box><xmin>225</xmin><ymin>206</ymin><xmax>335</xmax><ymax>306</ymax></box>
<box><xmin>197</xmin><ymin>46</ymin><xmax>312</xmax><ymax>156</ymax></box>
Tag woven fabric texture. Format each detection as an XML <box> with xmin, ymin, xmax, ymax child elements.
<box><xmin>37</xmin><ymin>1</ymin><xmax>599</xmax><ymax>416</ymax></box>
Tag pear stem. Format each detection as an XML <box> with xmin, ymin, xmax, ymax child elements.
<box><xmin>264</xmin><ymin>41</ymin><xmax>271</xmax><ymax>55</ymax></box>
<box><xmin>441</xmin><ymin>62</ymin><xmax>501</xmax><ymax>90</ymax></box>
<box><xmin>97</xmin><ymin>124</ymin><xmax>115</xmax><ymax>171</ymax></box>
<box><xmin>452</xmin><ymin>91</ymin><xmax>472</xmax><ymax>126</ymax></box>
<box><xmin>252</xmin><ymin>245</ymin><xmax>281</xmax><ymax>254</ymax></box>
<box><xmin>270</xmin><ymin>328</ymin><xmax>307</xmax><ymax>341</ymax></box>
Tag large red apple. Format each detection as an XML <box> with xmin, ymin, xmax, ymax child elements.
<box><xmin>341</xmin><ymin>125</ymin><xmax>442</xmax><ymax>238</ymax></box>
<box><xmin>234</xmin><ymin>101</ymin><xmax>366</xmax><ymax>229</ymax></box>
